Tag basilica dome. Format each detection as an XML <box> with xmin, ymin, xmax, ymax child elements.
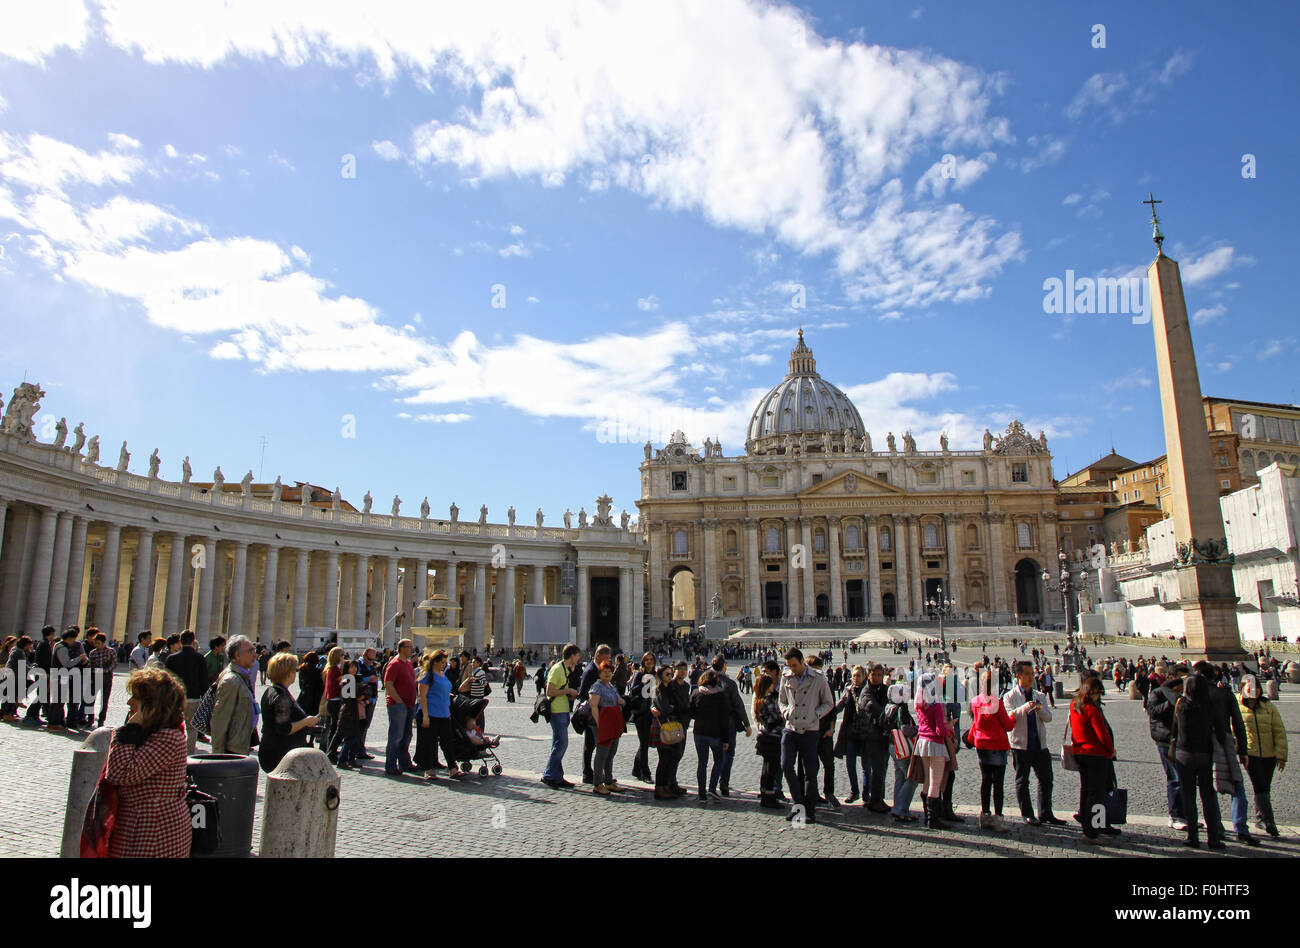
<box><xmin>746</xmin><ymin>330</ymin><xmax>865</xmax><ymax>451</ymax></box>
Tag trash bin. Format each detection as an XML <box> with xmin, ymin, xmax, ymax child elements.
<box><xmin>1054</xmin><ymin>681</ymin><xmax>1065</xmax><ymax>700</ymax></box>
<box><xmin>1127</xmin><ymin>681</ymin><xmax>1141</xmax><ymax>700</ymax></box>
<box><xmin>187</xmin><ymin>753</ymin><xmax>259</xmax><ymax>858</ymax></box>
<box><xmin>1285</xmin><ymin>662</ymin><xmax>1300</xmax><ymax>685</ymax></box>
<box><xmin>1264</xmin><ymin>679</ymin><xmax>1280</xmax><ymax>700</ymax></box>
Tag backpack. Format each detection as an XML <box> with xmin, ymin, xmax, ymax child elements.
<box><xmin>626</xmin><ymin>672</ymin><xmax>651</xmax><ymax>716</ymax></box>
<box><xmin>529</xmin><ymin>692</ymin><xmax>553</xmax><ymax>724</ymax></box>
<box><xmin>80</xmin><ymin>762</ymin><xmax>120</xmax><ymax>858</ymax></box>
<box><xmin>190</xmin><ymin>678</ymin><xmax>219</xmax><ymax>735</ymax></box>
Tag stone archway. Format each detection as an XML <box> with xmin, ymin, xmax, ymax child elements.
<box><xmin>1014</xmin><ymin>558</ymin><xmax>1042</xmax><ymax>624</ymax></box>
<box><xmin>669</xmin><ymin>566</ymin><xmax>696</xmax><ymax>628</ymax></box>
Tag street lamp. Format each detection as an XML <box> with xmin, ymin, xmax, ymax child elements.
<box><xmin>1042</xmin><ymin>550</ymin><xmax>1088</xmax><ymax>650</ymax></box>
<box><xmin>925</xmin><ymin>585</ymin><xmax>957</xmax><ymax>663</ymax></box>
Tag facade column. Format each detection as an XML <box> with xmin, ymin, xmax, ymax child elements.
<box><xmin>828</xmin><ymin>516</ymin><xmax>843</xmax><ymax>619</ymax></box>
<box><xmin>744</xmin><ymin>518</ymin><xmax>761</xmax><ymax>618</ymax></box>
<box><xmin>195</xmin><ymin>537</ymin><xmax>217</xmax><ymax>636</ymax></box>
<box><xmin>472</xmin><ymin>562</ymin><xmax>487</xmax><ymax>651</ymax></box>
<box><xmin>46</xmin><ymin>512</ymin><xmax>74</xmax><ymax>630</ymax></box>
<box><xmin>892</xmin><ymin>515</ymin><xmax>909</xmax><ymax>617</ymax></box>
<box><xmin>25</xmin><ymin>506</ymin><xmax>58</xmax><ymax>629</ymax></box>
<box><xmin>259</xmin><ymin>546</ymin><xmax>280</xmax><ymax>645</ymax></box>
<box><xmin>384</xmin><ymin>555</ymin><xmax>400</xmax><ymax>648</ymax></box>
<box><xmin>944</xmin><ymin>514</ymin><xmax>962</xmax><ymax>611</ymax></box>
<box><xmin>632</xmin><ymin>563</ymin><xmax>645</xmax><ymax>654</ymax></box>
<box><xmin>307</xmin><ymin>553</ymin><xmax>325</xmax><ymax>628</ymax></box>
<box><xmin>292</xmin><ymin>547</ymin><xmax>310</xmax><ymax>636</ymax></box>
<box><xmin>867</xmin><ymin>518</ymin><xmax>883</xmax><ymax>618</ymax></box>
<box><xmin>337</xmin><ymin>557</ymin><xmax>354</xmax><ymax>630</ymax></box>
<box><xmin>784</xmin><ymin>519</ymin><xmax>801</xmax><ymax>620</ymax></box>
<box><xmin>97</xmin><ymin>523</ymin><xmax>123</xmax><ymax>638</ymax></box>
<box><xmin>646</xmin><ymin>521</ymin><xmax>664</xmax><ymax>625</ymax></box>
<box><xmin>162</xmin><ymin>533</ymin><xmax>187</xmax><ymax>638</ymax></box>
<box><xmin>126</xmin><ymin>527</ymin><xmax>155</xmax><ymax>637</ymax></box>
<box><xmin>323</xmin><ymin>550</ymin><xmax>340</xmax><ymax>629</ymax></box>
<box><xmin>352</xmin><ymin>554</ymin><xmax>369</xmax><ymax>632</ymax></box>
<box><xmin>227</xmin><ymin>541</ymin><xmax>249</xmax><ymax>640</ymax></box>
<box><xmin>62</xmin><ymin>516</ymin><xmax>90</xmax><ymax>629</ymax></box>
<box><xmin>576</xmin><ymin>564</ymin><xmax>590</xmax><ymax>651</ymax></box>
<box><xmin>986</xmin><ymin>513</ymin><xmax>1006</xmax><ymax>618</ymax></box>
<box><xmin>0</xmin><ymin>498</ymin><xmax>7</xmax><ymax>578</ymax></box>
<box><xmin>800</xmin><ymin>517</ymin><xmax>815</xmax><ymax>619</ymax></box>
<box><xmin>529</xmin><ymin>564</ymin><xmax>544</xmax><ymax>607</ymax></box>
<box><xmin>368</xmin><ymin>557</ymin><xmax>383</xmax><ymax>638</ymax></box>
<box><xmin>907</xmin><ymin>516</ymin><xmax>923</xmax><ymax>618</ymax></box>
<box><xmin>406</xmin><ymin>558</ymin><xmax>428</xmax><ymax>632</ymax></box>
<box><xmin>619</xmin><ymin>566</ymin><xmax>633</xmax><ymax>654</ymax></box>
<box><xmin>701</xmin><ymin>519</ymin><xmax>718</xmax><ymax>613</ymax></box>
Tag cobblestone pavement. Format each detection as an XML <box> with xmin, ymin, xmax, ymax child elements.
<box><xmin>4</xmin><ymin>640</ymin><xmax>1296</xmax><ymax>858</ymax></box>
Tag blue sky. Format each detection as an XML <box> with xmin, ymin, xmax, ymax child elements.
<box><xmin>1</xmin><ymin>0</ymin><xmax>1296</xmax><ymax>523</ymax></box>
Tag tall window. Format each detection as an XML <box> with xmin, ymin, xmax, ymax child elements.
<box><xmin>845</xmin><ymin>525</ymin><xmax>861</xmax><ymax>550</ymax></box>
<box><xmin>1016</xmin><ymin>521</ymin><xmax>1032</xmax><ymax>549</ymax></box>
<box><xmin>764</xmin><ymin>526</ymin><xmax>780</xmax><ymax>552</ymax></box>
<box><xmin>966</xmin><ymin>523</ymin><xmax>979</xmax><ymax>550</ymax></box>
<box><xmin>880</xmin><ymin>528</ymin><xmax>891</xmax><ymax>551</ymax></box>
<box><xmin>673</xmin><ymin>529</ymin><xmax>688</xmax><ymax>554</ymax></box>
<box><xmin>814</xmin><ymin>531</ymin><xmax>826</xmax><ymax>553</ymax></box>
<box><xmin>1012</xmin><ymin>463</ymin><xmax>1028</xmax><ymax>483</ymax></box>
<box><xmin>923</xmin><ymin>523</ymin><xmax>939</xmax><ymax>548</ymax></box>
<box><xmin>726</xmin><ymin>529</ymin><xmax>738</xmax><ymax>554</ymax></box>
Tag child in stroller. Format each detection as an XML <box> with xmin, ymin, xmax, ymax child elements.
<box><xmin>448</xmin><ymin>694</ymin><xmax>503</xmax><ymax>777</ymax></box>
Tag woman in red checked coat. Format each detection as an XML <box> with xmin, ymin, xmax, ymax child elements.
<box><xmin>1069</xmin><ymin>675</ymin><xmax>1116</xmax><ymax>843</ymax></box>
<box><xmin>105</xmin><ymin>667</ymin><xmax>192</xmax><ymax>858</ymax></box>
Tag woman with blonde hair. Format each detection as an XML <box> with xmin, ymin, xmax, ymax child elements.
<box><xmin>259</xmin><ymin>652</ymin><xmax>320</xmax><ymax>773</ymax></box>
<box><xmin>322</xmin><ymin>646</ymin><xmax>346</xmax><ymax>763</ymax></box>
<box><xmin>102</xmin><ymin>667</ymin><xmax>191</xmax><ymax>857</ymax></box>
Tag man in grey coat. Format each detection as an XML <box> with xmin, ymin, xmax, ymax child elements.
<box><xmin>712</xmin><ymin>654</ymin><xmax>752</xmax><ymax>796</ymax></box>
<box><xmin>210</xmin><ymin>635</ymin><xmax>259</xmax><ymax>755</ymax></box>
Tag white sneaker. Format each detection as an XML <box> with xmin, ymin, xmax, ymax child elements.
<box><xmin>1169</xmin><ymin>818</ymin><xmax>1188</xmax><ymax>831</ymax></box>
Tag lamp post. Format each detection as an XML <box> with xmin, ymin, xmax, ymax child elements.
<box><xmin>926</xmin><ymin>584</ymin><xmax>957</xmax><ymax>664</ymax></box>
<box><xmin>1042</xmin><ymin>550</ymin><xmax>1088</xmax><ymax>651</ymax></box>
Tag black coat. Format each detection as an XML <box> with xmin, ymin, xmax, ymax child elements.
<box><xmin>690</xmin><ymin>687</ymin><xmax>731</xmax><ymax>738</ymax></box>
<box><xmin>1146</xmin><ymin>681</ymin><xmax>1180</xmax><ymax>744</ymax></box>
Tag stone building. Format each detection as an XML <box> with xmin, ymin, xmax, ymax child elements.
<box><xmin>0</xmin><ymin>384</ymin><xmax>645</xmax><ymax>655</ymax></box>
<box><xmin>637</xmin><ymin>332</ymin><xmax>1063</xmax><ymax>629</ymax></box>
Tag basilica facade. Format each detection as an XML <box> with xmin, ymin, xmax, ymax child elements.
<box><xmin>638</xmin><ymin>332</ymin><xmax>1064</xmax><ymax>629</ymax></box>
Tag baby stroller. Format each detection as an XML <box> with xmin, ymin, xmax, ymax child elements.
<box><xmin>448</xmin><ymin>694</ymin><xmax>503</xmax><ymax>777</ymax></box>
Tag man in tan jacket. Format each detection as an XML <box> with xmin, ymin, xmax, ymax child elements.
<box><xmin>210</xmin><ymin>635</ymin><xmax>259</xmax><ymax>755</ymax></box>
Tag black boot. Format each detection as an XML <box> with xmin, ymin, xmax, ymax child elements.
<box><xmin>925</xmin><ymin>796</ymin><xmax>947</xmax><ymax>829</ymax></box>
<box><xmin>941</xmin><ymin>774</ymin><xmax>962</xmax><ymax>823</ymax></box>
<box><xmin>1256</xmin><ymin>793</ymin><xmax>1280</xmax><ymax>838</ymax></box>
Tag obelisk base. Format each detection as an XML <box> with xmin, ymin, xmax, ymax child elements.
<box><xmin>1172</xmin><ymin>563</ymin><xmax>1250</xmax><ymax>662</ymax></box>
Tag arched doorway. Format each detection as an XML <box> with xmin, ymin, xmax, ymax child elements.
<box><xmin>1014</xmin><ymin>558</ymin><xmax>1042</xmax><ymax>624</ymax></box>
<box><xmin>882</xmin><ymin>592</ymin><xmax>896</xmax><ymax>620</ymax></box>
<box><xmin>844</xmin><ymin>580</ymin><xmax>865</xmax><ymax>619</ymax></box>
<box><xmin>669</xmin><ymin>567</ymin><xmax>696</xmax><ymax>629</ymax></box>
<box><xmin>816</xmin><ymin>593</ymin><xmax>830</xmax><ymax>620</ymax></box>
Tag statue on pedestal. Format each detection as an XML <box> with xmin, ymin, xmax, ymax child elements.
<box><xmin>212</xmin><ymin>466</ymin><xmax>224</xmax><ymax>491</ymax></box>
<box><xmin>821</xmin><ymin>430</ymin><xmax>832</xmax><ymax>454</ymax></box>
<box><xmin>1138</xmin><ymin>535</ymin><xmax>1148</xmax><ymax>553</ymax></box>
<box><xmin>2</xmin><ymin>382</ymin><xmax>45</xmax><ymax>440</ymax></box>
<box><xmin>242</xmin><ymin>471</ymin><xmax>254</xmax><ymax>496</ymax></box>
<box><xmin>563</xmin><ymin>508</ymin><xmax>573</xmax><ymax>529</ymax></box>
<box><xmin>902</xmin><ymin>431</ymin><xmax>916</xmax><ymax>454</ymax></box>
<box><xmin>147</xmin><ymin>449</ymin><xmax>160</xmax><ymax>479</ymax></box>
<box><xmin>595</xmin><ymin>495</ymin><xmax>613</xmax><ymax>526</ymax></box>
<box><xmin>536</xmin><ymin>508</ymin><xmax>544</xmax><ymax>529</ymax></box>
<box><xmin>507</xmin><ymin>506</ymin><xmax>516</xmax><ymax>526</ymax></box>
<box><xmin>362</xmin><ymin>491</ymin><xmax>372</xmax><ymax>514</ymax></box>
<box><xmin>331</xmin><ymin>486</ymin><xmax>341</xmax><ymax>509</ymax></box>
<box><xmin>1123</xmin><ymin>537</ymin><xmax>1134</xmax><ymax>555</ymax></box>
<box><xmin>391</xmin><ymin>495</ymin><xmax>402</xmax><ymax>518</ymax></box>
<box><xmin>703</xmin><ymin>437</ymin><xmax>713</xmax><ymax>457</ymax></box>
<box><xmin>71</xmin><ymin>423</ymin><xmax>86</xmax><ymax>455</ymax></box>
<box><xmin>859</xmin><ymin>431</ymin><xmax>872</xmax><ymax>453</ymax></box>
<box><xmin>116</xmin><ymin>442</ymin><xmax>130</xmax><ymax>472</ymax></box>
<box><xmin>86</xmin><ymin>435</ymin><xmax>100</xmax><ymax>464</ymax></box>
<box><xmin>983</xmin><ymin>428</ymin><xmax>994</xmax><ymax>452</ymax></box>
<box><xmin>621</xmin><ymin>510</ymin><xmax>630</xmax><ymax>531</ymax></box>
<box><xmin>843</xmin><ymin>429</ymin><xmax>853</xmax><ymax>453</ymax></box>
<box><xmin>644</xmin><ymin>441</ymin><xmax>652</xmax><ymax>461</ymax></box>
<box><xmin>887</xmin><ymin>432</ymin><xmax>896</xmax><ymax>453</ymax></box>
<box><xmin>783</xmin><ymin>433</ymin><xmax>795</xmax><ymax>455</ymax></box>
<box><xmin>710</xmin><ymin>593</ymin><xmax>723</xmax><ymax>619</ymax></box>
<box><xmin>271</xmin><ymin>476</ymin><xmax>282</xmax><ymax>503</ymax></box>
<box><xmin>181</xmin><ymin>456</ymin><xmax>191</xmax><ymax>484</ymax></box>
<box><xmin>578</xmin><ymin>508</ymin><xmax>588</xmax><ymax>528</ymax></box>
<box><xmin>478</xmin><ymin>504</ymin><xmax>488</xmax><ymax>526</ymax></box>
<box><xmin>300</xmin><ymin>483</ymin><xmax>311</xmax><ymax>507</ymax></box>
<box><xmin>450</xmin><ymin>502</ymin><xmax>459</xmax><ymax>523</ymax></box>
<box><xmin>53</xmin><ymin>417</ymin><xmax>67</xmax><ymax>449</ymax></box>
<box><xmin>420</xmin><ymin>497</ymin><xmax>430</xmax><ymax>519</ymax></box>
<box><xmin>1039</xmin><ymin>431</ymin><xmax>1048</xmax><ymax>451</ymax></box>
<box><xmin>939</xmin><ymin>432</ymin><xmax>949</xmax><ymax>453</ymax></box>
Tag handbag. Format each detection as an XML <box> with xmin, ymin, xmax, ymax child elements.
<box><xmin>657</xmin><ymin>720</ymin><xmax>685</xmax><ymax>746</ymax></box>
<box><xmin>1103</xmin><ymin>787</ymin><xmax>1128</xmax><ymax>826</ymax></box>
<box><xmin>191</xmin><ymin>679</ymin><xmax>219</xmax><ymax>735</ymax></box>
<box><xmin>80</xmin><ymin>762</ymin><xmax>119</xmax><ymax>858</ymax></box>
<box><xmin>890</xmin><ymin>728</ymin><xmax>914</xmax><ymax>760</ymax></box>
<box><xmin>1060</xmin><ymin>720</ymin><xmax>1078</xmax><ymax>772</ymax></box>
<box><xmin>905</xmin><ymin>752</ymin><xmax>925</xmax><ymax>784</ymax></box>
<box><xmin>186</xmin><ymin>777</ymin><xmax>222</xmax><ymax>854</ymax></box>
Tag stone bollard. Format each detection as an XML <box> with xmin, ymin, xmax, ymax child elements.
<box><xmin>60</xmin><ymin>727</ymin><xmax>114</xmax><ymax>858</ymax></box>
<box><xmin>1286</xmin><ymin>662</ymin><xmax>1300</xmax><ymax>685</ymax></box>
<box><xmin>1128</xmin><ymin>680</ymin><xmax>1141</xmax><ymax>700</ymax></box>
<box><xmin>1265</xmin><ymin>678</ymin><xmax>1280</xmax><ymax>700</ymax></box>
<box><xmin>259</xmin><ymin>748</ymin><xmax>340</xmax><ymax>858</ymax></box>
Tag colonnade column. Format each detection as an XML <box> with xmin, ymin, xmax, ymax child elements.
<box><xmin>126</xmin><ymin>527</ymin><xmax>155</xmax><ymax>637</ymax></box>
<box><xmin>619</xmin><ymin>566</ymin><xmax>633</xmax><ymax>654</ymax></box>
<box><xmin>227</xmin><ymin>541</ymin><xmax>249</xmax><ymax>639</ymax></box>
<box><xmin>500</xmin><ymin>564</ymin><xmax>516</xmax><ymax>650</ymax></box>
<box><xmin>442</xmin><ymin>560</ymin><xmax>458</xmax><ymax>625</ymax></box>
<box><xmin>46</xmin><ymin>512</ymin><xmax>74</xmax><ymax>629</ymax></box>
<box><xmin>632</xmin><ymin>564</ymin><xmax>644</xmax><ymax>654</ymax></box>
<box><xmin>384</xmin><ymin>555</ymin><xmax>400</xmax><ymax>648</ymax></box>
<box><xmin>472</xmin><ymin>562</ymin><xmax>487</xmax><ymax>651</ymax></box>
<box><xmin>866</xmin><ymin>518</ymin><xmax>882</xmax><ymax>618</ymax></box>
<box><xmin>0</xmin><ymin>499</ymin><xmax>7</xmax><ymax>578</ymax></box>
<box><xmin>529</xmin><ymin>564</ymin><xmax>544</xmax><ymax>608</ymax></box>
<box><xmin>259</xmin><ymin>546</ymin><xmax>280</xmax><ymax>645</ymax></box>
<box><xmin>407</xmin><ymin>558</ymin><xmax>428</xmax><ymax>632</ymax></box>
<box><xmin>195</xmin><ymin>537</ymin><xmax>217</xmax><ymax>636</ymax></box>
<box><xmin>323</xmin><ymin>550</ymin><xmax>340</xmax><ymax>629</ymax></box>
<box><xmin>24</xmin><ymin>506</ymin><xmax>58</xmax><ymax>628</ymax></box>
<box><xmin>162</xmin><ymin>533</ymin><xmax>187</xmax><ymax>638</ymax></box>
<box><xmin>97</xmin><ymin>523</ymin><xmax>123</xmax><ymax>639</ymax></box>
<box><xmin>744</xmin><ymin>518</ymin><xmax>761</xmax><ymax>618</ymax></box>
<box><xmin>291</xmin><ymin>547</ymin><xmax>310</xmax><ymax>636</ymax></box>
<box><xmin>828</xmin><ymin>516</ymin><xmax>843</xmax><ymax>619</ymax></box>
<box><xmin>208</xmin><ymin>544</ymin><xmax>228</xmax><ymax>638</ymax></box>
<box><xmin>337</xmin><ymin>557</ymin><xmax>354</xmax><ymax>630</ymax></box>
<box><xmin>892</xmin><ymin>515</ymin><xmax>908</xmax><ymax>617</ymax></box>
<box><xmin>353</xmin><ymin>554</ymin><xmax>369</xmax><ymax>632</ymax></box>
<box><xmin>576</xmin><ymin>564</ymin><xmax>589</xmax><ymax>651</ymax></box>
<box><xmin>986</xmin><ymin>513</ymin><xmax>1006</xmax><ymax>618</ymax></box>
<box><xmin>62</xmin><ymin>516</ymin><xmax>90</xmax><ymax>629</ymax></box>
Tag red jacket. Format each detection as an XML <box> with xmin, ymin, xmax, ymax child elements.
<box><xmin>1069</xmin><ymin>702</ymin><xmax>1115</xmax><ymax>758</ymax></box>
<box><xmin>970</xmin><ymin>695</ymin><xmax>1015</xmax><ymax>750</ymax></box>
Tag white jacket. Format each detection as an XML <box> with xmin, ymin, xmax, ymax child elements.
<box><xmin>1003</xmin><ymin>683</ymin><xmax>1053</xmax><ymax>751</ymax></box>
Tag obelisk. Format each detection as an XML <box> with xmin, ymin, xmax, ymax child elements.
<box><xmin>1144</xmin><ymin>195</ymin><xmax>1247</xmax><ymax>661</ymax></box>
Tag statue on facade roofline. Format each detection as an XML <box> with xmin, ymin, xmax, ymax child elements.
<box><xmin>507</xmin><ymin>505</ymin><xmax>516</xmax><ymax>526</ymax></box>
<box><xmin>887</xmin><ymin>432</ymin><xmax>896</xmax><ymax>453</ymax></box>
<box><xmin>300</xmin><ymin>483</ymin><xmax>311</xmax><ymax>506</ymax></box>
<box><xmin>243</xmin><ymin>471</ymin><xmax>255</xmax><ymax>496</ymax></box>
<box><xmin>362</xmin><ymin>491</ymin><xmax>372</xmax><ymax>514</ymax></box>
<box><xmin>859</xmin><ymin>431</ymin><xmax>872</xmax><ymax>453</ymax></box>
<box><xmin>331</xmin><ymin>486</ymin><xmax>341</xmax><ymax>509</ymax></box>
<box><xmin>450</xmin><ymin>501</ymin><xmax>459</xmax><ymax>523</ymax></box>
<box><xmin>902</xmin><ymin>431</ymin><xmax>916</xmax><ymax>454</ymax></box>
<box><xmin>271</xmin><ymin>476</ymin><xmax>282</xmax><ymax>502</ymax></box>
<box><xmin>54</xmin><ymin>417</ymin><xmax>67</xmax><ymax>449</ymax></box>
<box><xmin>536</xmin><ymin>508</ymin><xmax>544</xmax><ymax>529</ymax></box>
<box><xmin>983</xmin><ymin>428</ymin><xmax>994</xmax><ymax>452</ymax></box>
<box><xmin>644</xmin><ymin>440</ymin><xmax>653</xmax><ymax>461</ymax></box>
<box><xmin>479</xmin><ymin>504</ymin><xmax>488</xmax><ymax>525</ymax></box>
<box><xmin>578</xmin><ymin>508</ymin><xmax>588</xmax><ymax>528</ymax></box>
<box><xmin>621</xmin><ymin>510</ymin><xmax>630</xmax><ymax>530</ymax></box>
<box><xmin>181</xmin><ymin>456</ymin><xmax>191</xmax><ymax>484</ymax></box>
<box><xmin>563</xmin><ymin>508</ymin><xmax>573</xmax><ymax>529</ymax></box>
<box><xmin>71</xmin><ymin>423</ymin><xmax>86</xmax><ymax>455</ymax></box>
<box><xmin>392</xmin><ymin>495</ymin><xmax>402</xmax><ymax>518</ymax></box>
<box><xmin>939</xmin><ymin>432</ymin><xmax>949</xmax><ymax>453</ymax></box>
<box><xmin>420</xmin><ymin>497</ymin><xmax>430</xmax><ymax>519</ymax></box>
<box><xmin>148</xmin><ymin>449</ymin><xmax>160</xmax><ymax>479</ymax></box>
<box><xmin>116</xmin><ymin>441</ymin><xmax>130</xmax><ymax>472</ymax></box>
<box><xmin>213</xmin><ymin>466</ymin><xmax>224</xmax><ymax>491</ymax></box>
<box><xmin>86</xmin><ymin>435</ymin><xmax>100</xmax><ymax>464</ymax></box>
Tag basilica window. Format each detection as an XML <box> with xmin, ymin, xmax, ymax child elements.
<box><xmin>880</xmin><ymin>528</ymin><xmax>892</xmax><ymax>551</ymax></box>
<box><xmin>1016</xmin><ymin>521</ymin><xmax>1032</xmax><ymax>549</ymax></box>
<box><xmin>726</xmin><ymin>529</ymin><xmax>738</xmax><ymax>555</ymax></box>
<box><xmin>814</xmin><ymin>531</ymin><xmax>826</xmax><ymax>553</ymax></box>
<box><xmin>762</xmin><ymin>474</ymin><xmax>780</xmax><ymax>488</ymax></box>
<box><xmin>671</xmin><ymin>471</ymin><xmax>687</xmax><ymax>491</ymax></box>
<box><xmin>673</xmin><ymin>529</ymin><xmax>688</xmax><ymax>555</ymax></box>
<box><xmin>961</xmin><ymin>470</ymin><xmax>975</xmax><ymax>485</ymax></box>
<box><xmin>844</xmin><ymin>525</ymin><xmax>861</xmax><ymax>550</ymax></box>
<box><xmin>764</xmin><ymin>526</ymin><xmax>781</xmax><ymax>552</ymax></box>
<box><xmin>923</xmin><ymin>523</ymin><xmax>939</xmax><ymax>549</ymax></box>
<box><xmin>918</xmin><ymin>469</ymin><xmax>937</xmax><ymax>485</ymax></box>
<box><xmin>1012</xmin><ymin>463</ymin><xmax>1028</xmax><ymax>483</ymax></box>
<box><xmin>966</xmin><ymin>523</ymin><xmax>979</xmax><ymax>550</ymax></box>
<box><xmin>723</xmin><ymin>476</ymin><xmax>737</xmax><ymax>490</ymax></box>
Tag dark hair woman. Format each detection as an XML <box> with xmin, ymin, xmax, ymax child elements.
<box><xmin>689</xmin><ymin>668</ymin><xmax>730</xmax><ymax>803</ymax></box>
<box><xmin>627</xmin><ymin>653</ymin><xmax>657</xmax><ymax>783</ymax></box>
<box><xmin>103</xmin><ymin>667</ymin><xmax>191</xmax><ymax>857</ymax></box>
<box><xmin>1172</xmin><ymin>672</ymin><xmax>1227</xmax><ymax>848</ymax></box>
<box><xmin>415</xmin><ymin>649</ymin><xmax>459</xmax><ymax>781</ymax></box>
<box><xmin>753</xmin><ymin>674</ymin><xmax>784</xmax><ymax>809</ymax></box>
<box><xmin>296</xmin><ymin>650</ymin><xmax>323</xmax><ymax>743</ymax></box>
<box><xmin>651</xmin><ymin>665</ymin><xmax>687</xmax><ymax>800</ymax></box>
<box><xmin>1068</xmin><ymin>676</ymin><xmax>1115</xmax><ymax>843</ymax></box>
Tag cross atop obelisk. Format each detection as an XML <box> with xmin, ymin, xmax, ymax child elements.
<box><xmin>1143</xmin><ymin>197</ymin><xmax>1246</xmax><ymax>661</ymax></box>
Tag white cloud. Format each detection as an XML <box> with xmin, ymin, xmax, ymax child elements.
<box><xmin>497</xmin><ymin>242</ymin><xmax>529</xmax><ymax>258</ymax></box>
<box><xmin>526</xmin><ymin>295</ymin><xmax>539</xmax><ymax>303</ymax></box>
<box><xmin>407</xmin><ymin>412</ymin><xmax>472</xmax><ymax>423</ymax></box>
<box><xmin>107</xmin><ymin>132</ymin><xmax>141</xmax><ymax>151</ymax></box>
<box><xmin>269</xmin><ymin>150</ymin><xmax>295</xmax><ymax>172</ymax></box>
<box><xmin>0</xmin><ymin>0</ymin><xmax>88</xmax><ymax>64</ymax></box>
<box><xmin>508</xmin><ymin>223</ymin><xmax>524</xmax><ymax>236</ymax></box>
<box><xmin>372</xmin><ymin>139</ymin><xmax>401</xmax><ymax>161</ymax></box>
<box><xmin>223</xmin><ymin>144</ymin><xmax>243</xmax><ymax>158</ymax></box>
<box><xmin>1192</xmin><ymin>303</ymin><xmax>1226</xmax><ymax>325</ymax></box>
<box><xmin>1062</xmin><ymin>193</ymin><xmax>1082</xmax><ymax>206</ymax></box>
<box><xmin>163</xmin><ymin>143</ymin><xmax>179</xmax><ymax>159</ymax></box>
<box><xmin>1181</xmin><ymin>246</ymin><xmax>1236</xmax><ymax>285</ymax></box>
<box><xmin>1065</xmin><ymin>73</ymin><xmax>1130</xmax><ymax>122</ymax></box>
<box><xmin>1259</xmin><ymin>339</ymin><xmax>1292</xmax><ymax>361</ymax></box>
<box><xmin>1157</xmin><ymin>50</ymin><xmax>1194</xmax><ymax>85</ymax></box>
<box><xmin>90</xmin><ymin>0</ymin><xmax>1018</xmax><ymax>313</ymax></box>
<box><xmin>914</xmin><ymin>151</ymin><xmax>996</xmax><ymax>199</ymax></box>
<box><xmin>1212</xmin><ymin>361</ymin><xmax>1233</xmax><ymax>374</ymax></box>
<box><xmin>1020</xmin><ymin>135</ymin><xmax>1067</xmax><ymax>173</ymax></box>
<box><xmin>740</xmin><ymin>353</ymin><xmax>772</xmax><ymax>365</ymax></box>
<box><xmin>0</xmin><ymin>132</ymin><xmax>141</xmax><ymax>196</ymax></box>
<box><xmin>636</xmin><ymin>294</ymin><xmax>660</xmax><ymax>312</ymax></box>
<box><xmin>289</xmin><ymin>244</ymin><xmax>310</xmax><ymax>266</ymax></box>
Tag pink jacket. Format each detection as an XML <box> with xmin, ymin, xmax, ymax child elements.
<box><xmin>969</xmin><ymin>695</ymin><xmax>1015</xmax><ymax>750</ymax></box>
<box><xmin>915</xmin><ymin>700</ymin><xmax>953</xmax><ymax>743</ymax></box>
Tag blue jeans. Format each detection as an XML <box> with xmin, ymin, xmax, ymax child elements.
<box><xmin>719</xmin><ymin>730</ymin><xmax>738</xmax><ymax>789</ymax></box>
<box><xmin>844</xmin><ymin>739</ymin><xmax>870</xmax><ymax>797</ymax></box>
<box><xmin>694</xmin><ymin>734</ymin><xmax>724</xmax><ymax>795</ymax></box>
<box><xmin>891</xmin><ymin>755</ymin><xmax>918</xmax><ymax>817</ymax></box>
<box><xmin>544</xmin><ymin>712</ymin><xmax>570</xmax><ymax>782</ymax></box>
<box><xmin>780</xmin><ymin>728</ymin><xmax>821</xmax><ymax>817</ymax></box>
<box><xmin>1156</xmin><ymin>742</ymin><xmax>1183</xmax><ymax>819</ymax></box>
<box><xmin>385</xmin><ymin>702</ymin><xmax>414</xmax><ymax>772</ymax></box>
<box><xmin>1230</xmin><ymin>779</ymin><xmax>1249</xmax><ymax>837</ymax></box>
